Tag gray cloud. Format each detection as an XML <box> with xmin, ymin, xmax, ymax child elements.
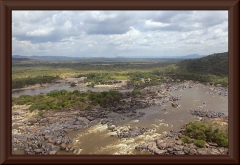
<box><xmin>144</xmin><ymin>11</ymin><xmax>228</xmax><ymax>32</ymax></box>
<box><xmin>12</xmin><ymin>10</ymin><xmax>228</xmax><ymax>57</ymax></box>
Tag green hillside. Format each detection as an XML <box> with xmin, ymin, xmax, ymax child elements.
<box><xmin>166</xmin><ymin>52</ymin><xmax>228</xmax><ymax>86</ymax></box>
<box><xmin>177</xmin><ymin>52</ymin><xmax>228</xmax><ymax>77</ymax></box>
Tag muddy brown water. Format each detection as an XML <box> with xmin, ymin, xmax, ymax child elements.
<box><xmin>58</xmin><ymin>84</ymin><xmax>228</xmax><ymax>155</ymax></box>
<box><xmin>12</xmin><ymin>83</ymin><xmax>228</xmax><ymax>155</ymax></box>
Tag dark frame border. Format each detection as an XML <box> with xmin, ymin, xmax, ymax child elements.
<box><xmin>0</xmin><ymin>0</ymin><xmax>239</xmax><ymax>164</ymax></box>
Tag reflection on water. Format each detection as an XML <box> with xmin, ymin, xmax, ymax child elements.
<box><xmin>12</xmin><ymin>84</ymin><xmax>131</xmax><ymax>98</ymax></box>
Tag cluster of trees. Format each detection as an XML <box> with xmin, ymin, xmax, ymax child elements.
<box><xmin>88</xmin><ymin>90</ymin><xmax>121</xmax><ymax>107</ymax></box>
<box><xmin>161</xmin><ymin>52</ymin><xmax>228</xmax><ymax>86</ymax></box>
<box><xmin>12</xmin><ymin>75</ymin><xmax>60</xmax><ymax>89</ymax></box>
<box><xmin>12</xmin><ymin>89</ymin><xmax>122</xmax><ymax>111</ymax></box>
<box><xmin>77</xmin><ymin>73</ymin><xmax>124</xmax><ymax>87</ymax></box>
<box><xmin>126</xmin><ymin>71</ymin><xmax>163</xmax><ymax>88</ymax></box>
<box><xmin>167</xmin><ymin>71</ymin><xmax>228</xmax><ymax>87</ymax></box>
<box><xmin>177</xmin><ymin>52</ymin><xmax>228</xmax><ymax>77</ymax></box>
<box><xmin>182</xmin><ymin>122</ymin><xmax>228</xmax><ymax>147</ymax></box>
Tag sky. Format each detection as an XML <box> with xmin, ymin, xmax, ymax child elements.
<box><xmin>12</xmin><ymin>10</ymin><xmax>228</xmax><ymax>58</ymax></box>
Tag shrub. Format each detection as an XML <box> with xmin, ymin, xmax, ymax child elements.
<box><xmin>185</xmin><ymin>122</ymin><xmax>209</xmax><ymax>141</ymax></box>
<box><xmin>70</xmin><ymin>82</ymin><xmax>76</xmax><ymax>87</ymax></box>
<box><xmin>213</xmin><ymin>131</ymin><xmax>228</xmax><ymax>147</ymax></box>
<box><xmin>182</xmin><ymin>135</ymin><xmax>193</xmax><ymax>144</ymax></box>
<box><xmin>37</xmin><ymin>111</ymin><xmax>45</xmax><ymax>116</ymax></box>
<box><xmin>132</xmin><ymin>88</ymin><xmax>141</xmax><ymax>95</ymax></box>
<box><xmin>184</xmin><ymin>121</ymin><xmax>228</xmax><ymax>147</ymax></box>
<box><xmin>194</xmin><ymin>140</ymin><xmax>206</xmax><ymax>147</ymax></box>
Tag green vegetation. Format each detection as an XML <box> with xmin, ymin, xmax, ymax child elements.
<box><xmin>182</xmin><ymin>121</ymin><xmax>228</xmax><ymax>147</ymax></box>
<box><xmin>177</xmin><ymin>52</ymin><xmax>228</xmax><ymax>77</ymax></box>
<box><xmin>182</xmin><ymin>135</ymin><xmax>193</xmax><ymax>144</ymax></box>
<box><xmin>12</xmin><ymin>75</ymin><xmax>60</xmax><ymax>89</ymax></box>
<box><xmin>86</xmin><ymin>82</ymin><xmax>95</xmax><ymax>88</ymax></box>
<box><xmin>132</xmin><ymin>88</ymin><xmax>141</xmax><ymax>95</ymax></box>
<box><xmin>126</xmin><ymin>71</ymin><xmax>163</xmax><ymax>88</ymax></box>
<box><xmin>170</xmin><ymin>52</ymin><xmax>228</xmax><ymax>86</ymax></box>
<box><xmin>12</xmin><ymin>90</ymin><xmax>122</xmax><ymax>111</ymax></box>
<box><xmin>77</xmin><ymin>72</ymin><xmax>121</xmax><ymax>85</ymax></box>
<box><xmin>12</xmin><ymin>52</ymin><xmax>228</xmax><ymax>89</ymax></box>
<box><xmin>193</xmin><ymin>140</ymin><xmax>206</xmax><ymax>147</ymax></box>
<box><xmin>70</xmin><ymin>82</ymin><xmax>77</xmax><ymax>87</ymax></box>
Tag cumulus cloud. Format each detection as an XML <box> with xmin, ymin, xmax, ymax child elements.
<box><xmin>12</xmin><ymin>10</ymin><xmax>228</xmax><ymax>57</ymax></box>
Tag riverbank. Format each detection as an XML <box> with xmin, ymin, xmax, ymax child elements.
<box><xmin>12</xmin><ymin>81</ymin><xmax>228</xmax><ymax>155</ymax></box>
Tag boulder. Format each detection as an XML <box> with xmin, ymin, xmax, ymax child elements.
<box><xmin>175</xmin><ymin>140</ymin><xmax>183</xmax><ymax>145</ymax></box>
<box><xmin>13</xmin><ymin>112</ymin><xmax>20</xmax><ymax>115</ymax></box>
<box><xmin>51</xmin><ymin>145</ymin><xmax>60</xmax><ymax>152</ymax></box>
<box><xmin>218</xmin><ymin>147</ymin><xmax>228</xmax><ymax>154</ymax></box>
<box><xmin>135</xmin><ymin>143</ymin><xmax>148</xmax><ymax>151</ymax></box>
<box><xmin>189</xmin><ymin>148</ymin><xmax>197</xmax><ymax>155</ymax></box>
<box><xmin>108</xmin><ymin>125</ymin><xmax>116</xmax><ymax>131</ymax></box>
<box><xmin>173</xmin><ymin>145</ymin><xmax>183</xmax><ymax>151</ymax></box>
<box><xmin>45</xmin><ymin>143</ymin><xmax>53</xmax><ymax>151</ymax></box>
<box><xmin>60</xmin><ymin>143</ymin><xmax>66</xmax><ymax>150</ymax></box>
<box><xmin>49</xmin><ymin>151</ymin><xmax>57</xmax><ymax>155</ymax></box>
<box><xmin>101</xmin><ymin>119</ymin><xmax>108</xmax><ymax>125</ymax></box>
<box><xmin>183</xmin><ymin>146</ymin><xmax>190</xmax><ymax>154</ymax></box>
<box><xmin>171</xmin><ymin>102</ymin><xmax>178</xmax><ymax>108</ymax></box>
<box><xmin>34</xmin><ymin>149</ymin><xmax>43</xmax><ymax>154</ymax></box>
<box><xmin>197</xmin><ymin>148</ymin><xmax>209</xmax><ymax>155</ymax></box>
<box><xmin>147</xmin><ymin>142</ymin><xmax>166</xmax><ymax>155</ymax></box>
<box><xmin>173</xmin><ymin>151</ymin><xmax>185</xmax><ymax>155</ymax></box>
<box><xmin>73</xmin><ymin>121</ymin><xmax>81</xmax><ymax>125</ymax></box>
<box><xmin>156</xmin><ymin>140</ymin><xmax>167</xmax><ymax>150</ymax></box>
<box><xmin>209</xmin><ymin>148</ymin><xmax>221</xmax><ymax>155</ymax></box>
<box><xmin>77</xmin><ymin>117</ymin><xmax>90</xmax><ymax>125</ymax></box>
<box><xmin>86</xmin><ymin>116</ymin><xmax>95</xmax><ymax>121</ymax></box>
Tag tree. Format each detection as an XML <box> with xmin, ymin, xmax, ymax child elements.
<box><xmin>70</xmin><ymin>82</ymin><xmax>77</xmax><ymax>87</ymax></box>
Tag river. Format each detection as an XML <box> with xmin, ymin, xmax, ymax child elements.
<box><xmin>12</xmin><ymin>82</ymin><xmax>228</xmax><ymax>155</ymax></box>
<box><xmin>12</xmin><ymin>84</ymin><xmax>131</xmax><ymax>98</ymax></box>
<box><xmin>58</xmin><ymin>83</ymin><xmax>228</xmax><ymax>154</ymax></box>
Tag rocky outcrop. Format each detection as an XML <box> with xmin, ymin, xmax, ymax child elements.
<box><xmin>12</xmin><ymin>106</ymin><xmax>89</xmax><ymax>155</ymax></box>
<box><xmin>106</xmin><ymin>124</ymin><xmax>150</xmax><ymax>139</ymax></box>
<box><xmin>190</xmin><ymin>107</ymin><xmax>227</xmax><ymax>118</ymax></box>
<box><xmin>12</xmin><ymin>81</ymin><xmax>227</xmax><ymax>155</ymax></box>
<box><xmin>135</xmin><ymin>124</ymin><xmax>228</xmax><ymax>155</ymax></box>
<box><xmin>171</xmin><ymin>102</ymin><xmax>178</xmax><ymax>108</ymax></box>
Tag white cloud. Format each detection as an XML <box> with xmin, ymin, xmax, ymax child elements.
<box><xmin>12</xmin><ymin>10</ymin><xmax>228</xmax><ymax>57</ymax></box>
<box><xmin>26</xmin><ymin>27</ymin><xmax>54</xmax><ymax>36</ymax></box>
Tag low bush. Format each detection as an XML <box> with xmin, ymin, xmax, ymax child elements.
<box><xmin>70</xmin><ymin>82</ymin><xmax>76</xmax><ymax>87</ymax></box>
<box><xmin>182</xmin><ymin>135</ymin><xmax>193</xmax><ymax>144</ymax></box>
<box><xmin>194</xmin><ymin>140</ymin><xmax>206</xmax><ymax>147</ymax></box>
<box><xmin>183</xmin><ymin>122</ymin><xmax>228</xmax><ymax>147</ymax></box>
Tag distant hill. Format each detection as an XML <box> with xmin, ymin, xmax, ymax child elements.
<box><xmin>177</xmin><ymin>52</ymin><xmax>228</xmax><ymax>77</ymax></box>
<box><xmin>159</xmin><ymin>54</ymin><xmax>206</xmax><ymax>59</ymax></box>
<box><xmin>12</xmin><ymin>53</ymin><xmax>206</xmax><ymax>61</ymax></box>
<box><xmin>12</xmin><ymin>57</ymin><xmax>30</xmax><ymax>62</ymax></box>
<box><xmin>12</xmin><ymin>55</ymin><xmax>29</xmax><ymax>58</ymax></box>
<box><xmin>27</xmin><ymin>55</ymin><xmax>83</xmax><ymax>61</ymax></box>
<box><xmin>179</xmin><ymin>54</ymin><xmax>206</xmax><ymax>59</ymax></box>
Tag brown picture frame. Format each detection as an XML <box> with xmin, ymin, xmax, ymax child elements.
<box><xmin>0</xmin><ymin>0</ymin><xmax>239</xmax><ymax>164</ymax></box>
